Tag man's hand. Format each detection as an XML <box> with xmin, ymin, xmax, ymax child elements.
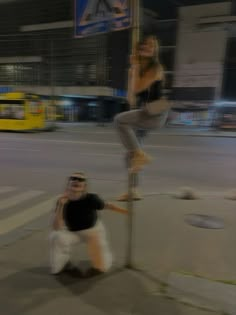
<box><xmin>105</xmin><ymin>202</ymin><xmax>128</xmax><ymax>215</ymax></box>
<box><xmin>52</xmin><ymin>196</ymin><xmax>68</xmax><ymax>230</ymax></box>
<box><xmin>60</xmin><ymin>190</ymin><xmax>70</xmax><ymax>203</ymax></box>
<box><xmin>59</xmin><ymin>195</ymin><xmax>69</xmax><ymax>206</ymax></box>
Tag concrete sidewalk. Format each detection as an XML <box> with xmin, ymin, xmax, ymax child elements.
<box><xmin>0</xmin><ymin>194</ymin><xmax>235</xmax><ymax>315</ymax></box>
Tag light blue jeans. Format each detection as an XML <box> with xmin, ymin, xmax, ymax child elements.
<box><xmin>115</xmin><ymin>108</ymin><xmax>168</xmax><ymax>188</ymax></box>
<box><xmin>114</xmin><ymin>108</ymin><xmax>168</xmax><ymax>152</ymax></box>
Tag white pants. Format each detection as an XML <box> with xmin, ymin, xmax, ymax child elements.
<box><xmin>49</xmin><ymin>221</ymin><xmax>112</xmax><ymax>274</ymax></box>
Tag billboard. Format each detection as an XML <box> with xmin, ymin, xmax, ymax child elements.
<box><xmin>74</xmin><ymin>0</ymin><xmax>131</xmax><ymax>37</ymax></box>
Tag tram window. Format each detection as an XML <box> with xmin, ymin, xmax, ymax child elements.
<box><xmin>29</xmin><ymin>100</ymin><xmax>41</xmax><ymax>115</ymax></box>
<box><xmin>0</xmin><ymin>100</ymin><xmax>25</xmax><ymax>120</ymax></box>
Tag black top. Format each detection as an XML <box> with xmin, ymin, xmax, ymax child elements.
<box><xmin>63</xmin><ymin>193</ymin><xmax>105</xmax><ymax>231</ymax></box>
<box><xmin>136</xmin><ymin>80</ymin><xmax>163</xmax><ymax>108</ymax></box>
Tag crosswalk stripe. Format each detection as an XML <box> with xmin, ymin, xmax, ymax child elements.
<box><xmin>0</xmin><ymin>196</ymin><xmax>57</xmax><ymax>235</ymax></box>
<box><xmin>0</xmin><ymin>190</ymin><xmax>44</xmax><ymax>211</ymax></box>
<box><xmin>0</xmin><ymin>186</ymin><xmax>17</xmax><ymax>194</ymax></box>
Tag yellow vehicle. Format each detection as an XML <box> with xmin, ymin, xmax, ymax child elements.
<box><xmin>0</xmin><ymin>92</ymin><xmax>45</xmax><ymax>131</ymax></box>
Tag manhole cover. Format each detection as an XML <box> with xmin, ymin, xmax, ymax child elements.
<box><xmin>185</xmin><ymin>214</ymin><xmax>224</xmax><ymax>229</ymax></box>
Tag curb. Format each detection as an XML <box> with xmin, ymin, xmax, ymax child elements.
<box><xmin>167</xmin><ymin>272</ymin><xmax>236</xmax><ymax>314</ymax></box>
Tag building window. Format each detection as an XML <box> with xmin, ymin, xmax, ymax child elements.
<box><xmin>88</xmin><ymin>64</ymin><xmax>96</xmax><ymax>84</ymax></box>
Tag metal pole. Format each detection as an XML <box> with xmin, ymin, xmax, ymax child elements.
<box><xmin>50</xmin><ymin>40</ymin><xmax>56</xmax><ymax>121</ymax></box>
<box><xmin>126</xmin><ymin>0</ymin><xmax>140</xmax><ymax>268</ymax></box>
<box><xmin>131</xmin><ymin>0</ymin><xmax>140</xmax><ymax>55</ymax></box>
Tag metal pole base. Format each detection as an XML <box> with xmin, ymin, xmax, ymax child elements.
<box><xmin>125</xmin><ymin>263</ymin><xmax>134</xmax><ymax>269</ymax></box>
<box><xmin>126</xmin><ymin>169</ymin><xmax>136</xmax><ymax>266</ymax></box>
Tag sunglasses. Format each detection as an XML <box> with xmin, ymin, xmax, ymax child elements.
<box><xmin>69</xmin><ymin>176</ymin><xmax>86</xmax><ymax>182</ymax></box>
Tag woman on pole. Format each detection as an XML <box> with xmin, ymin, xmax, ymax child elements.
<box><xmin>115</xmin><ymin>35</ymin><xmax>170</xmax><ymax>197</ymax></box>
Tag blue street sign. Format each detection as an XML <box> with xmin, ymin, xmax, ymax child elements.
<box><xmin>75</xmin><ymin>0</ymin><xmax>131</xmax><ymax>38</ymax></box>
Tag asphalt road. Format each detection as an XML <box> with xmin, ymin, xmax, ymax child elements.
<box><xmin>0</xmin><ymin>126</ymin><xmax>236</xmax><ymax>315</ymax></box>
<box><xmin>0</xmin><ymin>126</ymin><xmax>235</xmax><ymax>197</ymax></box>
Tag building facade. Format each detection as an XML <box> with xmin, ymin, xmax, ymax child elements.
<box><xmin>1</xmin><ymin>0</ymin><xmax>234</xmax><ymax>124</ymax></box>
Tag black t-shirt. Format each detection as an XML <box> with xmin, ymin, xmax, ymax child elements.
<box><xmin>63</xmin><ymin>193</ymin><xmax>105</xmax><ymax>231</ymax></box>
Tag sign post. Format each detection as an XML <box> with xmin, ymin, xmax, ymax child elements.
<box><xmin>74</xmin><ymin>0</ymin><xmax>141</xmax><ymax>269</ymax></box>
<box><xmin>126</xmin><ymin>0</ymin><xmax>140</xmax><ymax>268</ymax></box>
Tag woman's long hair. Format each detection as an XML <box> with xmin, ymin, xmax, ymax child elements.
<box><xmin>138</xmin><ymin>35</ymin><xmax>161</xmax><ymax>75</ymax></box>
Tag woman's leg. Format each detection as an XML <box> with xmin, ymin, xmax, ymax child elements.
<box><xmin>114</xmin><ymin>109</ymin><xmax>156</xmax><ymax>171</ymax></box>
<box><xmin>114</xmin><ymin>110</ymin><xmax>142</xmax><ymax>152</ymax></box>
<box><xmin>49</xmin><ymin>229</ymin><xmax>79</xmax><ymax>274</ymax></box>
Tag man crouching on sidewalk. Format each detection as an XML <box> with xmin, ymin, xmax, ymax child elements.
<box><xmin>49</xmin><ymin>171</ymin><xmax>127</xmax><ymax>277</ymax></box>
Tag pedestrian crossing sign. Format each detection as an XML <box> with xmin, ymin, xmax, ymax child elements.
<box><xmin>75</xmin><ymin>0</ymin><xmax>132</xmax><ymax>37</ymax></box>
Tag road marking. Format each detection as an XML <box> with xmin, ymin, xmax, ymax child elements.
<box><xmin>0</xmin><ymin>136</ymin><xmax>234</xmax><ymax>155</ymax></box>
<box><xmin>0</xmin><ymin>196</ymin><xmax>56</xmax><ymax>235</ymax></box>
<box><xmin>0</xmin><ymin>147</ymin><xmax>40</xmax><ymax>152</ymax></box>
<box><xmin>0</xmin><ymin>136</ymin><xmax>210</xmax><ymax>149</ymax></box>
<box><xmin>0</xmin><ymin>137</ymin><xmax>120</xmax><ymax>146</ymax></box>
<box><xmin>63</xmin><ymin>130</ymin><xmax>164</xmax><ymax>135</ymax></box>
<box><xmin>60</xmin><ymin>130</ymin><xmax>208</xmax><ymax>136</ymax></box>
<box><xmin>80</xmin><ymin>152</ymin><xmax>122</xmax><ymax>157</ymax></box>
<box><xmin>0</xmin><ymin>190</ymin><xmax>44</xmax><ymax>211</ymax></box>
<box><xmin>0</xmin><ymin>186</ymin><xmax>17</xmax><ymax>194</ymax></box>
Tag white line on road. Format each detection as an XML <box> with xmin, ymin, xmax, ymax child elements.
<box><xmin>63</xmin><ymin>130</ymin><xmax>164</xmax><ymax>135</ymax></box>
<box><xmin>0</xmin><ymin>190</ymin><xmax>45</xmax><ymax>211</ymax></box>
<box><xmin>0</xmin><ymin>136</ymin><xmax>120</xmax><ymax>146</ymax></box>
<box><xmin>0</xmin><ymin>147</ymin><xmax>40</xmax><ymax>152</ymax></box>
<box><xmin>0</xmin><ymin>136</ymin><xmax>207</xmax><ymax>149</ymax></box>
<box><xmin>80</xmin><ymin>152</ymin><xmax>122</xmax><ymax>157</ymax></box>
<box><xmin>0</xmin><ymin>136</ymin><xmax>234</xmax><ymax>155</ymax></box>
<box><xmin>0</xmin><ymin>196</ymin><xmax>56</xmax><ymax>235</ymax></box>
<box><xmin>0</xmin><ymin>186</ymin><xmax>17</xmax><ymax>194</ymax></box>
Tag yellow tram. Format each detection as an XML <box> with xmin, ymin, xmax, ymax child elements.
<box><xmin>0</xmin><ymin>92</ymin><xmax>45</xmax><ymax>131</ymax></box>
